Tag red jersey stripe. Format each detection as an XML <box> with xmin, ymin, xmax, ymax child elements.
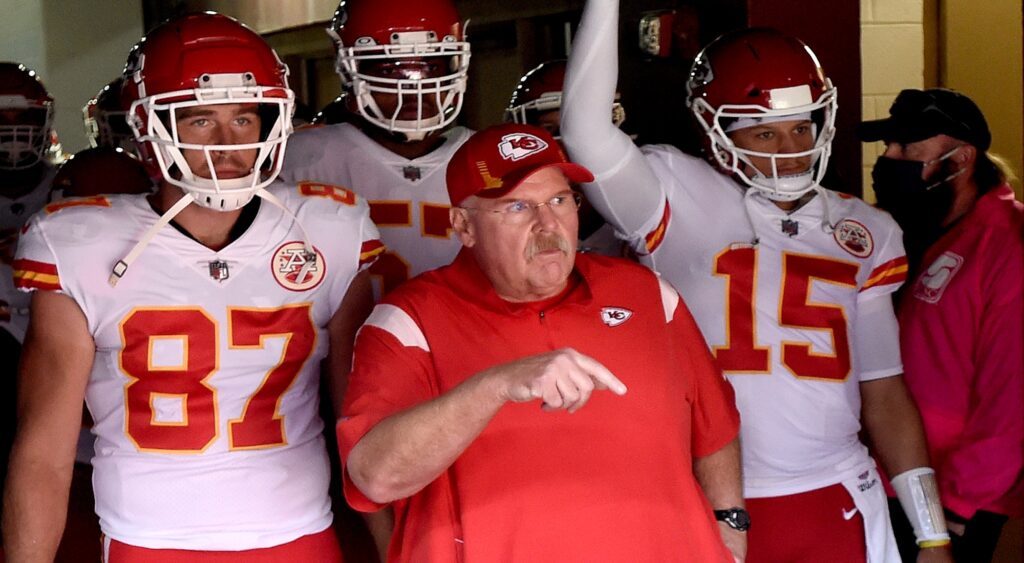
<box><xmin>644</xmin><ymin>200</ymin><xmax>671</xmax><ymax>254</ymax></box>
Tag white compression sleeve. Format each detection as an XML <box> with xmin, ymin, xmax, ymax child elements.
<box><xmin>854</xmin><ymin>293</ymin><xmax>903</xmax><ymax>380</ymax></box>
<box><xmin>562</xmin><ymin>0</ymin><xmax>664</xmax><ymax>237</ymax></box>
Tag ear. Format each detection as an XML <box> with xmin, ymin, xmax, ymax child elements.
<box><xmin>959</xmin><ymin>144</ymin><xmax>976</xmax><ymax>166</ymax></box>
<box><xmin>450</xmin><ymin>206</ymin><xmax>475</xmax><ymax>248</ymax></box>
<box><xmin>950</xmin><ymin>145</ymin><xmax>977</xmax><ymax>175</ymax></box>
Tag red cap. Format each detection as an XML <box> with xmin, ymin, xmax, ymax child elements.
<box><xmin>446</xmin><ymin>123</ymin><xmax>594</xmax><ymax>206</ymax></box>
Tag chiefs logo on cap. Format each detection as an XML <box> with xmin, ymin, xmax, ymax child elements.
<box><xmin>498</xmin><ymin>133</ymin><xmax>548</xmax><ymax>161</ymax></box>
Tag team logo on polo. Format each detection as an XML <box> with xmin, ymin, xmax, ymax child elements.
<box><xmin>833</xmin><ymin>219</ymin><xmax>873</xmax><ymax>258</ymax></box>
<box><xmin>601</xmin><ymin>307</ymin><xmax>633</xmax><ymax>327</ymax></box>
<box><xmin>498</xmin><ymin>133</ymin><xmax>548</xmax><ymax>161</ymax></box>
<box><xmin>271</xmin><ymin>242</ymin><xmax>325</xmax><ymax>291</ymax></box>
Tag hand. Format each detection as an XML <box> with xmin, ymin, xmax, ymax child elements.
<box><xmin>945</xmin><ymin>519</ymin><xmax>966</xmax><ymax>537</ymax></box>
<box><xmin>717</xmin><ymin>522</ymin><xmax>746</xmax><ymax>562</ymax></box>
<box><xmin>488</xmin><ymin>348</ymin><xmax>627</xmax><ymax>413</ymax></box>
<box><xmin>917</xmin><ymin>545</ymin><xmax>953</xmax><ymax>563</ymax></box>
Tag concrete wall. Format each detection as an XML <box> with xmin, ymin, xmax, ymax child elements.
<box><xmin>0</xmin><ymin>0</ymin><xmax>143</xmax><ymax>155</ymax></box>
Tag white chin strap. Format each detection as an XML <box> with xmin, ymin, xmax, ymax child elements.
<box><xmin>109</xmin><ymin>192</ymin><xmax>195</xmax><ymax>287</ymax></box>
<box><xmin>109</xmin><ymin>188</ymin><xmax>317</xmax><ymax>288</ymax></box>
<box><xmin>747</xmin><ymin>168</ymin><xmax>817</xmax><ymax>201</ymax></box>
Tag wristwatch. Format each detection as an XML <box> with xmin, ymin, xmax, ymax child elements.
<box><xmin>714</xmin><ymin>508</ymin><xmax>751</xmax><ymax>532</ymax></box>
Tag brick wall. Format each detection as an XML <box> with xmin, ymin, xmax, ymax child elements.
<box><xmin>859</xmin><ymin>0</ymin><xmax>925</xmax><ymax>201</ymax></box>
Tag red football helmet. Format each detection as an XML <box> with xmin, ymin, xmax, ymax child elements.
<box><xmin>687</xmin><ymin>29</ymin><xmax>837</xmax><ymax>201</ymax></box>
<box><xmin>121</xmin><ymin>12</ymin><xmax>294</xmax><ymax>211</ymax></box>
<box><xmin>0</xmin><ymin>62</ymin><xmax>54</xmax><ymax>171</ymax></box>
<box><xmin>51</xmin><ymin>147</ymin><xmax>153</xmax><ymax>200</ymax></box>
<box><xmin>83</xmin><ymin>77</ymin><xmax>138</xmax><ymax>156</ymax></box>
<box><xmin>328</xmin><ymin>0</ymin><xmax>470</xmax><ymax>141</ymax></box>
<box><xmin>504</xmin><ymin>60</ymin><xmax>624</xmax><ymax>138</ymax></box>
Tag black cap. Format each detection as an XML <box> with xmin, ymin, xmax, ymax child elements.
<box><xmin>858</xmin><ymin>88</ymin><xmax>991</xmax><ymax>151</ymax></box>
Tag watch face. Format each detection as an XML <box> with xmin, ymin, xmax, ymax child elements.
<box><xmin>716</xmin><ymin>508</ymin><xmax>751</xmax><ymax>531</ymax></box>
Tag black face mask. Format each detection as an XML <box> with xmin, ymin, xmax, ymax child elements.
<box><xmin>871</xmin><ymin>148</ymin><xmax>964</xmax><ymax>269</ymax></box>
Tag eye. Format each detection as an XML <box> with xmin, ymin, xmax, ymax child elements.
<box><xmin>188</xmin><ymin>117</ymin><xmax>209</xmax><ymax>128</ymax></box>
<box><xmin>794</xmin><ymin>124</ymin><xmax>811</xmax><ymax>135</ymax></box>
<box><xmin>549</xmin><ymin>195</ymin><xmax>569</xmax><ymax>207</ymax></box>
<box><xmin>504</xmin><ymin>200</ymin><xmax>531</xmax><ymax>214</ymax></box>
<box><xmin>756</xmin><ymin>130</ymin><xmax>774</xmax><ymax>141</ymax></box>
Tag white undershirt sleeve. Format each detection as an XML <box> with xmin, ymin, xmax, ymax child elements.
<box><xmin>855</xmin><ymin>293</ymin><xmax>903</xmax><ymax>380</ymax></box>
<box><xmin>562</xmin><ymin>0</ymin><xmax>665</xmax><ymax>237</ymax></box>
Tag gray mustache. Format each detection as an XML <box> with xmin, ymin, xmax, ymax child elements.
<box><xmin>526</xmin><ymin>233</ymin><xmax>570</xmax><ymax>260</ymax></box>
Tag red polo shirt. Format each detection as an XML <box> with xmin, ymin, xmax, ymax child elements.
<box><xmin>339</xmin><ymin>250</ymin><xmax>740</xmax><ymax>562</ymax></box>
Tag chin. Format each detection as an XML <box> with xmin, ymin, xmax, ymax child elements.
<box><xmin>528</xmin><ymin>257</ymin><xmax>573</xmax><ymax>287</ymax></box>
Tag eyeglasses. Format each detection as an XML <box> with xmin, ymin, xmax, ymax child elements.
<box><xmin>461</xmin><ymin>192</ymin><xmax>582</xmax><ymax>224</ymax></box>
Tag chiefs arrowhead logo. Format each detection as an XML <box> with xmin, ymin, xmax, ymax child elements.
<box><xmin>497</xmin><ymin>133</ymin><xmax>548</xmax><ymax>161</ymax></box>
<box><xmin>600</xmin><ymin>307</ymin><xmax>633</xmax><ymax>327</ymax></box>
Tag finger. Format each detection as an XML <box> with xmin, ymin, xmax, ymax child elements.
<box><xmin>554</xmin><ymin>374</ymin><xmax>582</xmax><ymax>412</ymax></box>
<box><xmin>563</xmin><ymin>369</ymin><xmax>595</xmax><ymax>413</ymax></box>
<box><xmin>539</xmin><ymin>381</ymin><xmax>564</xmax><ymax>409</ymax></box>
<box><xmin>571</xmin><ymin>352</ymin><xmax>627</xmax><ymax>395</ymax></box>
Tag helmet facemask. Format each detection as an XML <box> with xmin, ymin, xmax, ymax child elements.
<box><xmin>129</xmin><ymin>73</ymin><xmax>294</xmax><ymax>211</ymax></box>
<box><xmin>691</xmin><ymin>84</ymin><xmax>836</xmax><ymax>201</ymax></box>
<box><xmin>330</xmin><ymin>27</ymin><xmax>470</xmax><ymax>142</ymax></box>
<box><xmin>0</xmin><ymin>98</ymin><xmax>53</xmax><ymax>171</ymax></box>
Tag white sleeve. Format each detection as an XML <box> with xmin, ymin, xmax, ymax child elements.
<box><xmin>562</xmin><ymin>0</ymin><xmax>665</xmax><ymax>237</ymax></box>
<box><xmin>854</xmin><ymin>293</ymin><xmax>903</xmax><ymax>381</ymax></box>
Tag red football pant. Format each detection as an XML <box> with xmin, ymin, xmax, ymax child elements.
<box><xmin>746</xmin><ymin>483</ymin><xmax>866</xmax><ymax>563</ymax></box>
<box><xmin>103</xmin><ymin>528</ymin><xmax>342</xmax><ymax>563</ymax></box>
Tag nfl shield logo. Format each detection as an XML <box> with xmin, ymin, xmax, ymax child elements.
<box><xmin>208</xmin><ymin>260</ymin><xmax>230</xmax><ymax>281</ymax></box>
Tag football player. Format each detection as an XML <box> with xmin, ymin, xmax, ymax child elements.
<box><xmin>280</xmin><ymin>0</ymin><xmax>472</xmax><ymax>297</ymax></box>
<box><xmin>82</xmin><ymin>77</ymin><xmax>138</xmax><ymax>157</ymax></box>
<box><xmin>0</xmin><ymin>65</ymin><xmax>57</xmax><ymax>543</ymax></box>
<box><xmin>505</xmin><ymin>59</ymin><xmax>625</xmax><ymax>256</ymax></box>
<box><xmin>505</xmin><ymin>59</ymin><xmax>625</xmax><ymax>140</ymax></box>
<box><xmin>0</xmin><ymin>62</ymin><xmax>56</xmax><ymax>348</ymax></box>
<box><xmin>3</xmin><ymin>13</ymin><xmax>382</xmax><ymax>562</ymax></box>
<box><xmin>561</xmin><ymin>1</ymin><xmax>953</xmax><ymax>562</ymax></box>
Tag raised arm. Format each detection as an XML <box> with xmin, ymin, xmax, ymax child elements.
<box><xmin>2</xmin><ymin>291</ymin><xmax>94</xmax><ymax>562</ymax></box>
<box><xmin>562</xmin><ymin>0</ymin><xmax>663</xmax><ymax>236</ymax></box>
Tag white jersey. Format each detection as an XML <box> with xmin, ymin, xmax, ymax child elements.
<box><xmin>281</xmin><ymin>123</ymin><xmax>471</xmax><ymax>295</ymax></box>
<box><xmin>14</xmin><ymin>182</ymin><xmax>382</xmax><ymax>550</ymax></box>
<box><xmin>0</xmin><ymin>163</ymin><xmax>54</xmax><ymax>342</ymax></box>
<box><xmin>631</xmin><ymin>146</ymin><xmax>908</xmax><ymax>496</ymax></box>
<box><xmin>561</xmin><ymin>1</ymin><xmax>904</xmax><ymax>557</ymax></box>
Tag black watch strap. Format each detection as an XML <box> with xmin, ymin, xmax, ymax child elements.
<box><xmin>714</xmin><ymin>507</ymin><xmax>751</xmax><ymax>531</ymax></box>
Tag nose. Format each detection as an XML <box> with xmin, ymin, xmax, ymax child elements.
<box><xmin>777</xmin><ymin>131</ymin><xmax>805</xmax><ymax>155</ymax></box>
<box><xmin>531</xmin><ymin>200</ymin><xmax>564</xmax><ymax>231</ymax></box>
